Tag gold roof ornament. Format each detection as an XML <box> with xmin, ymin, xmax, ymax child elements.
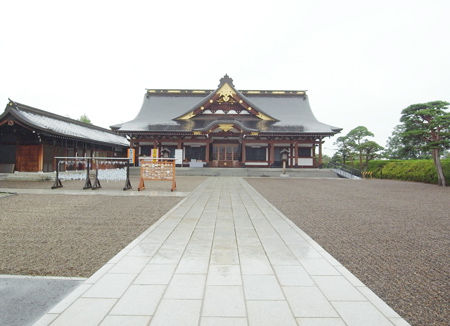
<box><xmin>178</xmin><ymin>111</ymin><xmax>195</xmax><ymax>120</ymax></box>
<box><xmin>218</xmin><ymin>124</ymin><xmax>234</xmax><ymax>132</ymax></box>
<box><xmin>174</xmin><ymin>75</ymin><xmax>276</xmax><ymax>122</ymax></box>
<box><xmin>256</xmin><ymin>112</ymin><xmax>273</xmax><ymax>120</ymax></box>
<box><xmin>216</xmin><ymin>83</ymin><xmax>236</xmax><ymax>102</ymax></box>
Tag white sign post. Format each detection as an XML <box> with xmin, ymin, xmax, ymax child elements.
<box><xmin>175</xmin><ymin>149</ymin><xmax>183</xmax><ymax>166</ymax></box>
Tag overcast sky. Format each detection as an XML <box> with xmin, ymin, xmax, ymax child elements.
<box><xmin>1</xmin><ymin>0</ymin><xmax>449</xmax><ymax>155</ymax></box>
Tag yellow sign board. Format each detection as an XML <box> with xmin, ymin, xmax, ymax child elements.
<box><xmin>138</xmin><ymin>158</ymin><xmax>176</xmax><ymax>192</ymax></box>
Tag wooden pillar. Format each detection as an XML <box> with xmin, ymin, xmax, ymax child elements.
<box><xmin>294</xmin><ymin>141</ymin><xmax>299</xmax><ymax>167</ymax></box>
<box><xmin>205</xmin><ymin>140</ymin><xmax>210</xmax><ymax>163</ymax></box>
<box><xmin>38</xmin><ymin>144</ymin><xmax>44</xmax><ymax>172</ymax></box>
<box><xmin>319</xmin><ymin>137</ymin><xmax>323</xmax><ymax>167</ymax></box>
<box><xmin>177</xmin><ymin>140</ymin><xmax>182</xmax><ymax>149</ymax></box>
<box><xmin>269</xmin><ymin>142</ymin><xmax>275</xmax><ymax>166</ymax></box>
<box><xmin>312</xmin><ymin>144</ymin><xmax>316</xmax><ymax>167</ymax></box>
<box><xmin>242</xmin><ymin>139</ymin><xmax>246</xmax><ymax>164</ymax></box>
<box><xmin>289</xmin><ymin>142</ymin><xmax>293</xmax><ymax>168</ymax></box>
<box><xmin>52</xmin><ymin>143</ymin><xmax>57</xmax><ymax>171</ymax></box>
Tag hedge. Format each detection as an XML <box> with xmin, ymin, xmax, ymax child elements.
<box><xmin>367</xmin><ymin>159</ymin><xmax>450</xmax><ymax>185</ymax></box>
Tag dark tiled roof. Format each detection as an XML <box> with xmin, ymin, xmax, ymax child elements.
<box><xmin>112</xmin><ymin>77</ymin><xmax>341</xmax><ymax>136</ymax></box>
<box><xmin>2</xmin><ymin>100</ymin><xmax>129</xmax><ymax>147</ymax></box>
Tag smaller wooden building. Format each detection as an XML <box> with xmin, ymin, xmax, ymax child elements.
<box><xmin>0</xmin><ymin>100</ymin><xmax>129</xmax><ymax>172</ymax></box>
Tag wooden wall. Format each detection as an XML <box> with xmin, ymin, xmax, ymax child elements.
<box><xmin>15</xmin><ymin>144</ymin><xmax>43</xmax><ymax>172</ymax></box>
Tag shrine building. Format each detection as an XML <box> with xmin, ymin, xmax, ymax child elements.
<box><xmin>111</xmin><ymin>75</ymin><xmax>341</xmax><ymax>168</ymax></box>
<box><xmin>0</xmin><ymin>100</ymin><xmax>129</xmax><ymax>172</ymax></box>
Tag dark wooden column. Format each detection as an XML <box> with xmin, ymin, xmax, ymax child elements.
<box><xmin>294</xmin><ymin>141</ymin><xmax>299</xmax><ymax>167</ymax></box>
<box><xmin>312</xmin><ymin>144</ymin><xmax>316</xmax><ymax>167</ymax></box>
<box><xmin>318</xmin><ymin>137</ymin><xmax>323</xmax><ymax>166</ymax></box>
<box><xmin>269</xmin><ymin>142</ymin><xmax>275</xmax><ymax>166</ymax></box>
<box><xmin>205</xmin><ymin>140</ymin><xmax>210</xmax><ymax>163</ymax></box>
<box><xmin>289</xmin><ymin>142</ymin><xmax>293</xmax><ymax>167</ymax></box>
<box><xmin>241</xmin><ymin>139</ymin><xmax>246</xmax><ymax>164</ymax></box>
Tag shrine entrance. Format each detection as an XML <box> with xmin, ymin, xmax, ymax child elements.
<box><xmin>211</xmin><ymin>143</ymin><xmax>240</xmax><ymax>167</ymax></box>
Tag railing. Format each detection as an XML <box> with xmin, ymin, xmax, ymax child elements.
<box><xmin>328</xmin><ymin>162</ymin><xmax>362</xmax><ymax>179</ymax></box>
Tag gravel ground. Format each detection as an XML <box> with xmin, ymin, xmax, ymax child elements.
<box><xmin>0</xmin><ymin>176</ymin><xmax>198</xmax><ymax>191</ymax></box>
<box><xmin>0</xmin><ymin>177</ymin><xmax>206</xmax><ymax>278</ymax></box>
<box><xmin>246</xmin><ymin>178</ymin><xmax>450</xmax><ymax>326</ymax></box>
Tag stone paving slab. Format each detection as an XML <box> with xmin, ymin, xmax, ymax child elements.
<box><xmin>33</xmin><ymin>177</ymin><xmax>410</xmax><ymax>326</ymax></box>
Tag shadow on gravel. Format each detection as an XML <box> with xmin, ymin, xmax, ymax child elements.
<box><xmin>0</xmin><ymin>276</ymin><xmax>83</xmax><ymax>326</ymax></box>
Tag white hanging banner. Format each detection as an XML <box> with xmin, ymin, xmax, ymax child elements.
<box><xmin>175</xmin><ymin>149</ymin><xmax>183</xmax><ymax>165</ymax></box>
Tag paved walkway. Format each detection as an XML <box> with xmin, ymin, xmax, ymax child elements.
<box><xmin>34</xmin><ymin>177</ymin><xmax>410</xmax><ymax>326</ymax></box>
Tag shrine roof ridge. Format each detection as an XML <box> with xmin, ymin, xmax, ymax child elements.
<box><xmin>145</xmin><ymin>89</ymin><xmax>307</xmax><ymax>96</ymax></box>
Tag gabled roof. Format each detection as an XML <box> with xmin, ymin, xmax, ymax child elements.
<box><xmin>112</xmin><ymin>75</ymin><xmax>342</xmax><ymax>136</ymax></box>
<box><xmin>2</xmin><ymin>100</ymin><xmax>129</xmax><ymax>147</ymax></box>
<box><xmin>174</xmin><ymin>75</ymin><xmax>277</xmax><ymax>122</ymax></box>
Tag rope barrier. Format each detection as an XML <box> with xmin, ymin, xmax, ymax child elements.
<box><xmin>51</xmin><ymin>157</ymin><xmax>132</xmax><ymax>191</ymax></box>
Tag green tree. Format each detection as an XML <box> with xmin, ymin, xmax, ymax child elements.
<box><xmin>400</xmin><ymin>101</ymin><xmax>450</xmax><ymax>186</ymax></box>
<box><xmin>334</xmin><ymin>136</ymin><xmax>352</xmax><ymax>165</ymax></box>
<box><xmin>384</xmin><ymin>124</ymin><xmax>430</xmax><ymax>159</ymax></box>
<box><xmin>321</xmin><ymin>154</ymin><xmax>331</xmax><ymax>167</ymax></box>
<box><xmin>346</xmin><ymin>126</ymin><xmax>375</xmax><ymax>168</ymax></box>
<box><xmin>79</xmin><ymin>114</ymin><xmax>91</xmax><ymax>124</ymax></box>
<box><xmin>360</xmin><ymin>140</ymin><xmax>383</xmax><ymax>166</ymax></box>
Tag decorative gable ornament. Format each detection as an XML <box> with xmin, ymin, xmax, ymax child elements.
<box><xmin>216</xmin><ymin>83</ymin><xmax>236</xmax><ymax>103</ymax></box>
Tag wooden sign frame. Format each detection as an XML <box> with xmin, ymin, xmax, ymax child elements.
<box><xmin>138</xmin><ymin>158</ymin><xmax>176</xmax><ymax>192</ymax></box>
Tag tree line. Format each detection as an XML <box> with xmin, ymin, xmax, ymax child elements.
<box><xmin>333</xmin><ymin>101</ymin><xmax>449</xmax><ymax>186</ymax></box>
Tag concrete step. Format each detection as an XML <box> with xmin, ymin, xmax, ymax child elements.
<box><xmin>130</xmin><ymin>167</ymin><xmax>338</xmax><ymax>178</ymax></box>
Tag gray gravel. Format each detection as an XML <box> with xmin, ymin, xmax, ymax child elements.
<box><xmin>246</xmin><ymin>178</ymin><xmax>450</xmax><ymax>326</ymax></box>
<box><xmin>0</xmin><ymin>176</ymin><xmax>206</xmax><ymax>278</ymax></box>
<box><xmin>0</xmin><ymin>176</ymin><xmax>201</xmax><ymax>191</ymax></box>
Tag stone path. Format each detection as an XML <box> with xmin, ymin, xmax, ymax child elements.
<box><xmin>34</xmin><ymin>177</ymin><xmax>410</xmax><ymax>326</ymax></box>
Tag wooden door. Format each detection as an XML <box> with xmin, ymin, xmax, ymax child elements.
<box><xmin>15</xmin><ymin>144</ymin><xmax>43</xmax><ymax>172</ymax></box>
<box><xmin>213</xmin><ymin>144</ymin><xmax>239</xmax><ymax>167</ymax></box>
